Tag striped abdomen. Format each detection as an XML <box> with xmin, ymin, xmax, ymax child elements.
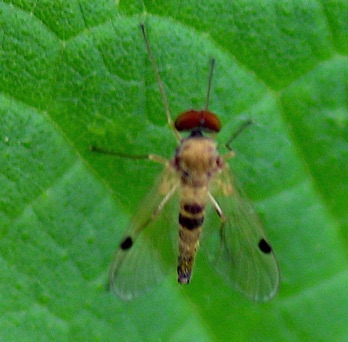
<box><xmin>174</xmin><ymin>135</ymin><xmax>220</xmax><ymax>284</ymax></box>
<box><xmin>177</xmin><ymin>197</ymin><xmax>206</xmax><ymax>284</ymax></box>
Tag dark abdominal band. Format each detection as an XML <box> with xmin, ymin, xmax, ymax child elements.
<box><xmin>183</xmin><ymin>203</ymin><xmax>204</xmax><ymax>214</ymax></box>
<box><xmin>179</xmin><ymin>213</ymin><xmax>204</xmax><ymax>230</ymax></box>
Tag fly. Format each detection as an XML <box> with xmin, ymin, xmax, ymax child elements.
<box><xmin>102</xmin><ymin>24</ymin><xmax>280</xmax><ymax>301</ymax></box>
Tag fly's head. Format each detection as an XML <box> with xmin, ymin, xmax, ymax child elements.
<box><xmin>175</xmin><ymin>109</ymin><xmax>221</xmax><ymax>133</ymax></box>
<box><xmin>174</xmin><ymin>110</ymin><xmax>222</xmax><ymax>184</ymax></box>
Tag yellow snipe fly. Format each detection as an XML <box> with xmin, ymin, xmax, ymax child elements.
<box><xmin>95</xmin><ymin>24</ymin><xmax>280</xmax><ymax>301</ymax></box>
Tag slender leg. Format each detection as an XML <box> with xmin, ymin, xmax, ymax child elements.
<box><xmin>140</xmin><ymin>24</ymin><xmax>181</xmax><ymax>143</ymax></box>
<box><xmin>89</xmin><ymin>145</ymin><xmax>150</xmax><ymax>159</ymax></box>
<box><xmin>208</xmin><ymin>192</ymin><xmax>225</xmax><ymax>221</ymax></box>
<box><xmin>90</xmin><ymin>146</ymin><xmax>169</xmax><ymax>166</ymax></box>
<box><xmin>208</xmin><ymin>192</ymin><xmax>229</xmax><ymax>256</ymax></box>
<box><xmin>225</xmin><ymin>119</ymin><xmax>253</xmax><ymax>151</ymax></box>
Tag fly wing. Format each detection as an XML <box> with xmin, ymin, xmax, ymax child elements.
<box><xmin>109</xmin><ymin>165</ymin><xmax>180</xmax><ymax>300</ymax></box>
<box><xmin>205</xmin><ymin>163</ymin><xmax>280</xmax><ymax>302</ymax></box>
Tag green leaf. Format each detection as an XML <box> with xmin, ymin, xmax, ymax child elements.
<box><xmin>0</xmin><ymin>0</ymin><xmax>347</xmax><ymax>340</ymax></box>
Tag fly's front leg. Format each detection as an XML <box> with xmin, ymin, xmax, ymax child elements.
<box><xmin>222</xmin><ymin>151</ymin><xmax>236</xmax><ymax>161</ymax></box>
<box><xmin>225</xmin><ymin>119</ymin><xmax>253</xmax><ymax>151</ymax></box>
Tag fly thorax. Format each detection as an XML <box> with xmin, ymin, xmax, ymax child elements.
<box><xmin>175</xmin><ymin>137</ymin><xmax>219</xmax><ymax>185</ymax></box>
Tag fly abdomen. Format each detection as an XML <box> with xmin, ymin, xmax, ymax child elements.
<box><xmin>179</xmin><ymin>213</ymin><xmax>204</xmax><ymax>230</ymax></box>
<box><xmin>177</xmin><ymin>202</ymin><xmax>205</xmax><ymax>284</ymax></box>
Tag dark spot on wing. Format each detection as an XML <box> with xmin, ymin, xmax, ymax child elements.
<box><xmin>120</xmin><ymin>236</ymin><xmax>133</xmax><ymax>250</ymax></box>
<box><xmin>258</xmin><ymin>238</ymin><xmax>272</xmax><ymax>254</ymax></box>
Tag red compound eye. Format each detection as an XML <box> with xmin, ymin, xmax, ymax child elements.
<box><xmin>174</xmin><ymin>110</ymin><xmax>221</xmax><ymax>132</ymax></box>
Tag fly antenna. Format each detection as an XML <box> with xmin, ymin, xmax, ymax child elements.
<box><xmin>140</xmin><ymin>24</ymin><xmax>179</xmax><ymax>141</ymax></box>
<box><xmin>205</xmin><ymin>58</ymin><xmax>215</xmax><ymax>110</ymax></box>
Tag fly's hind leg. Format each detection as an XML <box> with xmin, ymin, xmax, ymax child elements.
<box><xmin>90</xmin><ymin>145</ymin><xmax>168</xmax><ymax>166</ymax></box>
<box><xmin>208</xmin><ymin>192</ymin><xmax>224</xmax><ymax>218</ymax></box>
<box><xmin>208</xmin><ymin>192</ymin><xmax>230</xmax><ymax>257</ymax></box>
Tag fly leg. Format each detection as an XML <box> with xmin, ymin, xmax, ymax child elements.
<box><xmin>140</xmin><ymin>24</ymin><xmax>181</xmax><ymax>143</ymax></box>
<box><xmin>89</xmin><ymin>145</ymin><xmax>151</xmax><ymax>159</ymax></box>
<box><xmin>225</xmin><ymin>119</ymin><xmax>253</xmax><ymax>151</ymax></box>
<box><xmin>90</xmin><ymin>146</ymin><xmax>168</xmax><ymax>165</ymax></box>
<box><xmin>208</xmin><ymin>192</ymin><xmax>230</xmax><ymax>257</ymax></box>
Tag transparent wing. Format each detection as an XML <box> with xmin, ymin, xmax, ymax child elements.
<box><xmin>204</xmin><ymin>163</ymin><xmax>280</xmax><ymax>302</ymax></box>
<box><xmin>109</xmin><ymin>165</ymin><xmax>180</xmax><ymax>300</ymax></box>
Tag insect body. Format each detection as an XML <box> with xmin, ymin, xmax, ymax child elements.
<box><xmin>107</xmin><ymin>25</ymin><xmax>280</xmax><ymax>301</ymax></box>
<box><xmin>175</xmin><ymin>112</ymin><xmax>222</xmax><ymax>284</ymax></box>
